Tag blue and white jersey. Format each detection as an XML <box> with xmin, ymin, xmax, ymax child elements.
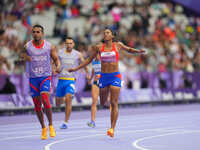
<box><xmin>58</xmin><ymin>48</ymin><xmax>80</xmax><ymax>78</ymax></box>
<box><xmin>92</xmin><ymin>59</ymin><xmax>101</xmax><ymax>76</ymax></box>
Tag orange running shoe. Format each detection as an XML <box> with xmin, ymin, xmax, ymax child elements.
<box><xmin>107</xmin><ymin>128</ymin><xmax>114</xmax><ymax>138</ymax></box>
<box><xmin>41</xmin><ymin>127</ymin><xmax>48</xmax><ymax>140</ymax></box>
<box><xmin>49</xmin><ymin>125</ymin><xmax>56</xmax><ymax>137</ymax></box>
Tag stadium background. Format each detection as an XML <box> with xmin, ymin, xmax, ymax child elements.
<box><xmin>0</xmin><ymin>0</ymin><xmax>200</xmax><ymax>115</ymax></box>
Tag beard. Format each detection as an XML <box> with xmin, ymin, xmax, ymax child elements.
<box><xmin>33</xmin><ymin>37</ymin><xmax>41</xmax><ymax>42</ymax></box>
<box><xmin>66</xmin><ymin>47</ymin><xmax>73</xmax><ymax>51</ymax></box>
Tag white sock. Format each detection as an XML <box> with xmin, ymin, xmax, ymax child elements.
<box><xmin>63</xmin><ymin>121</ymin><xmax>68</xmax><ymax>125</ymax></box>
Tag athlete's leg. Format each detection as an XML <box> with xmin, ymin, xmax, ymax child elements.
<box><xmin>33</xmin><ymin>96</ymin><xmax>45</xmax><ymax>128</ymax></box>
<box><xmin>55</xmin><ymin>79</ymin><xmax>66</xmax><ymax>106</ymax></box>
<box><xmin>33</xmin><ymin>96</ymin><xmax>48</xmax><ymax>139</ymax></box>
<box><xmin>56</xmin><ymin>97</ymin><xmax>65</xmax><ymax>106</ymax></box>
<box><xmin>109</xmin><ymin>85</ymin><xmax>120</xmax><ymax>129</ymax></box>
<box><xmin>64</xmin><ymin>93</ymin><xmax>73</xmax><ymax>123</ymax></box>
<box><xmin>30</xmin><ymin>78</ymin><xmax>46</xmax><ymax>128</ymax></box>
<box><xmin>60</xmin><ymin>94</ymin><xmax>72</xmax><ymax>129</ymax></box>
<box><xmin>41</xmin><ymin>92</ymin><xmax>52</xmax><ymax>125</ymax></box>
<box><xmin>107</xmin><ymin>85</ymin><xmax>120</xmax><ymax>137</ymax></box>
<box><xmin>39</xmin><ymin>76</ymin><xmax>53</xmax><ymax>126</ymax></box>
<box><xmin>91</xmin><ymin>84</ymin><xmax>99</xmax><ymax>122</ymax></box>
<box><xmin>41</xmin><ymin>92</ymin><xmax>56</xmax><ymax>137</ymax></box>
<box><xmin>30</xmin><ymin>77</ymin><xmax>48</xmax><ymax>139</ymax></box>
<box><xmin>100</xmin><ymin>86</ymin><xmax>109</xmax><ymax>106</ymax></box>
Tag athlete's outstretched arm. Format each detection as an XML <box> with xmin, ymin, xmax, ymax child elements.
<box><xmin>79</xmin><ymin>53</ymin><xmax>90</xmax><ymax>80</ymax></box>
<box><xmin>117</xmin><ymin>42</ymin><xmax>146</xmax><ymax>54</ymax></box>
<box><xmin>50</xmin><ymin>45</ymin><xmax>61</xmax><ymax>73</ymax></box>
<box><xmin>68</xmin><ymin>45</ymin><xmax>98</xmax><ymax>72</ymax></box>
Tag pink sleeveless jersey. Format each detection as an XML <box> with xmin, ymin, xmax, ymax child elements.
<box><xmin>26</xmin><ymin>40</ymin><xmax>52</xmax><ymax>78</ymax></box>
<box><xmin>100</xmin><ymin>42</ymin><xmax>119</xmax><ymax>62</ymax></box>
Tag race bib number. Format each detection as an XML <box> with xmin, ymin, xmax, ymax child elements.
<box><xmin>32</xmin><ymin>67</ymin><xmax>44</xmax><ymax>74</ymax></box>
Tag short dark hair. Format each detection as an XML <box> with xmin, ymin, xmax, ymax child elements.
<box><xmin>66</xmin><ymin>37</ymin><xmax>74</xmax><ymax>41</ymax></box>
<box><xmin>32</xmin><ymin>24</ymin><xmax>44</xmax><ymax>33</ymax></box>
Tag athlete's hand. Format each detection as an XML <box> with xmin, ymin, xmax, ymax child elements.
<box><xmin>138</xmin><ymin>49</ymin><xmax>146</xmax><ymax>54</ymax></box>
<box><xmin>21</xmin><ymin>54</ymin><xmax>31</xmax><ymax>61</ymax></box>
<box><xmin>55</xmin><ymin>63</ymin><xmax>61</xmax><ymax>73</ymax></box>
<box><xmin>55</xmin><ymin>66</ymin><xmax>61</xmax><ymax>74</ymax></box>
<box><xmin>87</xmin><ymin>78</ymin><xmax>92</xmax><ymax>85</ymax></box>
<box><xmin>68</xmin><ymin>68</ymin><xmax>77</xmax><ymax>72</ymax></box>
<box><xmin>86</xmin><ymin>73</ymin><xmax>90</xmax><ymax>81</ymax></box>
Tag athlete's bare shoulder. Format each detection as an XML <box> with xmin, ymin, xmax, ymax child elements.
<box><xmin>115</xmin><ymin>41</ymin><xmax>124</xmax><ymax>51</ymax></box>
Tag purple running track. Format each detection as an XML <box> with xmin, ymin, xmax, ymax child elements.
<box><xmin>0</xmin><ymin>104</ymin><xmax>200</xmax><ymax>150</ymax></box>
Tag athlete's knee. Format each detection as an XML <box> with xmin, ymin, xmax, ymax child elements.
<box><xmin>55</xmin><ymin>98</ymin><xmax>62</xmax><ymax>107</ymax></box>
<box><xmin>100</xmin><ymin>98</ymin><xmax>106</xmax><ymax>106</ymax></box>
<box><xmin>66</xmin><ymin>94</ymin><xmax>73</xmax><ymax>100</ymax></box>
<box><xmin>33</xmin><ymin>97</ymin><xmax>42</xmax><ymax>112</ymax></box>
<box><xmin>110</xmin><ymin>100</ymin><xmax>118</xmax><ymax>107</ymax></box>
<box><xmin>92</xmin><ymin>100</ymin><xmax>98</xmax><ymax>107</ymax></box>
<box><xmin>41</xmin><ymin>93</ymin><xmax>51</xmax><ymax>109</ymax></box>
<box><xmin>55</xmin><ymin>100</ymin><xmax>60</xmax><ymax>107</ymax></box>
<box><xmin>65</xmin><ymin>94</ymin><xmax>73</xmax><ymax>105</ymax></box>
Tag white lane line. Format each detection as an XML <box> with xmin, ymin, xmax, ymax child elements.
<box><xmin>44</xmin><ymin>127</ymin><xmax>183</xmax><ymax>150</ymax></box>
<box><xmin>45</xmin><ymin>134</ymin><xmax>104</xmax><ymax>150</ymax></box>
<box><xmin>0</xmin><ymin>126</ymin><xmax>183</xmax><ymax>150</ymax></box>
<box><xmin>132</xmin><ymin>130</ymin><xmax>200</xmax><ymax>150</ymax></box>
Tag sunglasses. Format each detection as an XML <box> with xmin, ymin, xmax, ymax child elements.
<box><xmin>32</xmin><ymin>31</ymin><xmax>40</xmax><ymax>33</ymax></box>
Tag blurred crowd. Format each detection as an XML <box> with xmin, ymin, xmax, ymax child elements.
<box><xmin>0</xmin><ymin>0</ymin><xmax>200</xmax><ymax>75</ymax></box>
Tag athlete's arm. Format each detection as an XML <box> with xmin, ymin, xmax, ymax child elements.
<box><xmin>79</xmin><ymin>53</ymin><xmax>90</xmax><ymax>80</ymax></box>
<box><xmin>90</xmin><ymin>69</ymin><xmax>95</xmax><ymax>80</ymax></box>
<box><xmin>50</xmin><ymin>45</ymin><xmax>61</xmax><ymax>73</ymax></box>
<box><xmin>20</xmin><ymin>44</ymin><xmax>32</xmax><ymax>61</ymax></box>
<box><xmin>117</xmin><ymin>42</ymin><xmax>146</xmax><ymax>54</ymax></box>
<box><xmin>87</xmin><ymin>68</ymin><xmax>94</xmax><ymax>85</ymax></box>
<box><xmin>68</xmin><ymin>44</ymin><xmax>99</xmax><ymax>72</ymax></box>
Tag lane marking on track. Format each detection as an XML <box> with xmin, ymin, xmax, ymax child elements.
<box><xmin>45</xmin><ymin>134</ymin><xmax>104</xmax><ymax>150</ymax></box>
<box><xmin>44</xmin><ymin>127</ymin><xmax>183</xmax><ymax>150</ymax></box>
<box><xmin>132</xmin><ymin>130</ymin><xmax>200</xmax><ymax>150</ymax></box>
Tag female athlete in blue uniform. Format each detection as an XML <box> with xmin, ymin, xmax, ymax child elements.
<box><xmin>87</xmin><ymin>53</ymin><xmax>101</xmax><ymax>128</ymax></box>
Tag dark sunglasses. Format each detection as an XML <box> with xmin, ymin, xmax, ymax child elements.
<box><xmin>32</xmin><ymin>31</ymin><xmax>40</xmax><ymax>33</ymax></box>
